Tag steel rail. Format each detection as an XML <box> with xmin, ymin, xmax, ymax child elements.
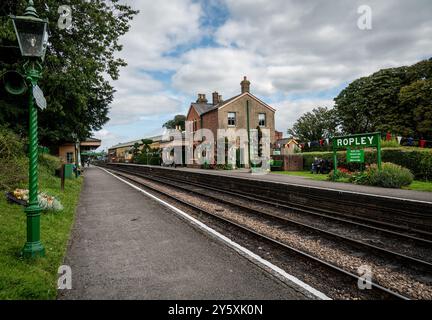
<box><xmin>128</xmin><ymin>165</ymin><xmax>432</xmax><ymax>244</ymax></box>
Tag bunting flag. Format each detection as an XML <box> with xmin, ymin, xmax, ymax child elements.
<box><xmin>397</xmin><ymin>136</ymin><xmax>403</xmax><ymax>144</ymax></box>
<box><xmin>326</xmin><ymin>138</ymin><xmax>330</xmax><ymax>145</ymax></box>
<box><xmin>386</xmin><ymin>132</ymin><xmax>392</xmax><ymax>141</ymax></box>
<box><xmin>308</xmin><ymin>142</ymin><xmax>311</xmax><ymax>148</ymax></box>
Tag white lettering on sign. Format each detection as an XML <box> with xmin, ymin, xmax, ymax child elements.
<box><xmin>335</xmin><ymin>135</ymin><xmax>376</xmax><ymax>147</ymax></box>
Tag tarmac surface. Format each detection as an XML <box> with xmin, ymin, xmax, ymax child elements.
<box><xmin>170</xmin><ymin>167</ymin><xmax>432</xmax><ymax>203</ymax></box>
<box><xmin>58</xmin><ymin>167</ymin><xmax>309</xmax><ymax>300</ymax></box>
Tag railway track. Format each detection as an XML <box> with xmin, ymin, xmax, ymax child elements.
<box><xmin>106</xmin><ymin>165</ymin><xmax>432</xmax><ymax>264</ymax></box>
<box><xmin>150</xmin><ymin>169</ymin><xmax>432</xmax><ymax>243</ymax></box>
<box><xmin>100</xmin><ymin>165</ymin><xmax>432</xmax><ymax>300</ymax></box>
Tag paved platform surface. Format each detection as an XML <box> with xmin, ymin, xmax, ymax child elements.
<box><xmin>58</xmin><ymin>167</ymin><xmax>308</xmax><ymax>300</ymax></box>
<box><xmin>170</xmin><ymin>167</ymin><xmax>432</xmax><ymax>203</ymax></box>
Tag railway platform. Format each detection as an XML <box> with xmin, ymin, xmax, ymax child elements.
<box><xmin>172</xmin><ymin>167</ymin><xmax>432</xmax><ymax>204</ymax></box>
<box><xmin>58</xmin><ymin>167</ymin><xmax>314</xmax><ymax>300</ymax></box>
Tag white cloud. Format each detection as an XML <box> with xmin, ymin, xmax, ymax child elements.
<box><xmin>104</xmin><ymin>0</ymin><xmax>204</xmax><ymax>129</ymax></box>
<box><xmin>109</xmin><ymin>94</ymin><xmax>182</xmax><ymax>125</ymax></box>
<box><xmin>275</xmin><ymin>98</ymin><xmax>335</xmax><ymax>135</ymax></box>
<box><xmin>118</xmin><ymin>0</ymin><xmax>203</xmax><ymax>70</ymax></box>
<box><xmin>172</xmin><ymin>0</ymin><xmax>432</xmax><ymax>96</ymax></box>
<box><xmin>100</xmin><ymin>0</ymin><xmax>431</xmax><ymax>148</ymax></box>
<box><xmin>172</xmin><ymin>47</ymin><xmax>274</xmax><ymax>97</ymax></box>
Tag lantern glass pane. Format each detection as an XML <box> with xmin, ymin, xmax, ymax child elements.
<box><xmin>13</xmin><ymin>18</ymin><xmax>46</xmax><ymax>57</ymax></box>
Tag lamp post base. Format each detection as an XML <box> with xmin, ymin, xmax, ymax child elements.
<box><xmin>22</xmin><ymin>204</ymin><xmax>45</xmax><ymax>258</ymax></box>
<box><xmin>22</xmin><ymin>241</ymin><xmax>45</xmax><ymax>258</ymax></box>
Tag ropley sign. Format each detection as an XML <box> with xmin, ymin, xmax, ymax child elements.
<box><xmin>333</xmin><ymin>133</ymin><xmax>380</xmax><ymax>149</ymax></box>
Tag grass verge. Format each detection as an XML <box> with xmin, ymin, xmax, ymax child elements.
<box><xmin>0</xmin><ymin>168</ymin><xmax>83</xmax><ymax>300</ymax></box>
<box><xmin>271</xmin><ymin>170</ymin><xmax>329</xmax><ymax>181</ymax></box>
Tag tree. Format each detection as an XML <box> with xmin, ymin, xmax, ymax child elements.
<box><xmin>399</xmin><ymin>79</ymin><xmax>432</xmax><ymax>138</ymax></box>
<box><xmin>163</xmin><ymin>115</ymin><xmax>186</xmax><ymax>131</ymax></box>
<box><xmin>333</xmin><ymin>58</ymin><xmax>432</xmax><ymax>138</ymax></box>
<box><xmin>334</xmin><ymin>67</ymin><xmax>408</xmax><ymax>134</ymax></box>
<box><xmin>0</xmin><ymin>1</ymin><xmax>138</xmax><ymax>146</ymax></box>
<box><xmin>287</xmin><ymin>107</ymin><xmax>338</xmax><ymax>142</ymax></box>
<box><xmin>131</xmin><ymin>142</ymin><xmax>142</xmax><ymax>163</ymax></box>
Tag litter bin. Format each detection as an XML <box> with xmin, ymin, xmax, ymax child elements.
<box><xmin>64</xmin><ymin>164</ymin><xmax>74</xmax><ymax>179</ymax></box>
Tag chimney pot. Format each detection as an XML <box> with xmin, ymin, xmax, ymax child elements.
<box><xmin>196</xmin><ymin>93</ymin><xmax>208</xmax><ymax>103</ymax></box>
<box><xmin>212</xmin><ymin>91</ymin><xmax>220</xmax><ymax>105</ymax></box>
<box><xmin>241</xmin><ymin>76</ymin><xmax>251</xmax><ymax>93</ymax></box>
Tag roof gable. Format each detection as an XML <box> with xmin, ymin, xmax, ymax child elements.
<box><xmin>217</xmin><ymin>92</ymin><xmax>276</xmax><ymax>112</ymax></box>
<box><xmin>188</xmin><ymin>103</ymin><xmax>218</xmax><ymax>118</ymax></box>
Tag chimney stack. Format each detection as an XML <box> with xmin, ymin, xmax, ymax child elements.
<box><xmin>241</xmin><ymin>76</ymin><xmax>250</xmax><ymax>93</ymax></box>
<box><xmin>212</xmin><ymin>92</ymin><xmax>220</xmax><ymax>105</ymax></box>
<box><xmin>196</xmin><ymin>93</ymin><xmax>208</xmax><ymax>104</ymax></box>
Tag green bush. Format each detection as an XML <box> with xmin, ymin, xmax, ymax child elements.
<box><xmin>39</xmin><ymin>154</ymin><xmax>61</xmax><ymax>174</ymax></box>
<box><xmin>0</xmin><ymin>126</ymin><xmax>26</xmax><ymax>159</ymax></box>
<box><xmin>359</xmin><ymin>163</ymin><xmax>414</xmax><ymax>188</ymax></box>
<box><xmin>0</xmin><ymin>127</ymin><xmax>28</xmax><ymax>191</ymax></box>
<box><xmin>135</xmin><ymin>153</ymin><xmax>161</xmax><ymax>165</ymax></box>
<box><xmin>380</xmin><ymin>139</ymin><xmax>401</xmax><ymax>148</ymax></box>
<box><xmin>327</xmin><ymin>169</ymin><xmax>351</xmax><ymax>181</ymax></box>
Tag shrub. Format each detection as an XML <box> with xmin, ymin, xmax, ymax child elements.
<box><xmin>215</xmin><ymin>164</ymin><xmax>233</xmax><ymax>170</ymax></box>
<box><xmin>327</xmin><ymin>168</ymin><xmax>352</xmax><ymax>181</ymax></box>
<box><xmin>0</xmin><ymin>127</ymin><xmax>27</xmax><ymax>191</ymax></box>
<box><xmin>380</xmin><ymin>139</ymin><xmax>401</xmax><ymax>148</ymax></box>
<box><xmin>418</xmin><ymin>153</ymin><xmax>432</xmax><ymax>181</ymax></box>
<box><xmin>39</xmin><ymin>154</ymin><xmax>61</xmax><ymax>174</ymax></box>
<box><xmin>360</xmin><ymin>163</ymin><xmax>413</xmax><ymax>188</ymax></box>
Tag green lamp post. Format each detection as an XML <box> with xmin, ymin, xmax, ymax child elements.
<box><xmin>10</xmin><ymin>0</ymin><xmax>49</xmax><ymax>258</ymax></box>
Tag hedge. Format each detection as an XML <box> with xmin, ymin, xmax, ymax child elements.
<box><xmin>302</xmin><ymin>148</ymin><xmax>432</xmax><ymax>180</ymax></box>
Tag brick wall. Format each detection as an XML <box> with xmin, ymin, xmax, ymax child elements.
<box><xmin>201</xmin><ymin>109</ymin><xmax>218</xmax><ymax>139</ymax></box>
<box><xmin>187</xmin><ymin>106</ymin><xmax>202</xmax><ymax>131</ymax></box>
<box><xmin>217</xmin><ymin>95</ymin><xmax>276</xmax><ymax>143</ymax></box>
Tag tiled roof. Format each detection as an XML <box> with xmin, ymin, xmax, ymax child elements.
<box><xmin>191</xmin><ymin>103</ymin><xmax>218</xmax><ymax>116</ymax></box>
<box><xmin>214</xmin><ymin>94</ymin><xmax>242</xmax><ymax>109</ymax></box>
<box><xmin>191</xmin><ymin>93</ymin><xmax>243</xmax><ymax>116</ymax></box>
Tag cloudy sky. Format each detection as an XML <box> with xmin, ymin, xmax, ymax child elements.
<box><xmin>94</xmin><ymin>0</ymin><xmax>432</xmax><ymax>150</ymax></box>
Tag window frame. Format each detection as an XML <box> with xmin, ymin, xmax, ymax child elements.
<box><xmin>227</xmin><ymin>112</ymin><xmax>236</xmax><ymax>127</ymax></box>
<box><xmin>66</xmin><ymin>152</ymin><xmax>74</xmax><ymax>163</ymax></box>
<box><xmin>258</xmin><ymin>113</ymin><xmax>266</xmax><ymax>127</ymax></box>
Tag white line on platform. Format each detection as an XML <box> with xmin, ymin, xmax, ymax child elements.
<box><xmin>100</xmin><ymin>167</ymin><xmax>331</xmax><ymax>300</ymax></box>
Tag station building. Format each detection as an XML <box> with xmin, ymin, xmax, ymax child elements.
<box><xmin>185</xmin><ymin>76</ymin><xmax>277</xmax><ymax>168</ymax></box>
<box><xmin>108</xmin><ymin>135</ymin><xmax>163</xmax><ymax>163</ymax></box>
<box><xmin>58</xmin><ymin>137</ymin><xmax>101</xmax><ymax>165</ymax></box>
